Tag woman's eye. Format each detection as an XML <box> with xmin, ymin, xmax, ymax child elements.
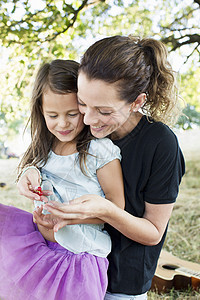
<box><xmin>49</xmin><ymin>115</ymin><xmax>57</xmax><ymax>118</ymax></box>
<box><xmin>77</xmin><ymin>100</ymin><xmax>86</xmax><ymax>106</ymax></box>
<box><xmin>99</xmin><ymin>111</ymin><xmax>112</xmax><ymax>116</ymax></box>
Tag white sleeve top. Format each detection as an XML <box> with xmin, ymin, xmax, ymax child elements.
<box><xmin>34</xmin><ymin>138</ymin><xmax>121</xmax><ymax>257</ymax></box>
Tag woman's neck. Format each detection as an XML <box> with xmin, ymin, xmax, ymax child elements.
<box><xmin>111</xmin><ymin>112</ymin><xmax>143</xmax><ymax>140</ymax></box>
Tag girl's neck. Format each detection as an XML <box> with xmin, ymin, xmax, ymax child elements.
<box><xmin>52</xmin><ymin>140</ymin><xmax>77</xmax><ymax>156</ymax></box>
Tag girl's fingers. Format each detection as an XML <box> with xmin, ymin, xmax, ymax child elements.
<box><xmin>17</xmin><ymin>169</ymin><xmax>41</xmax><ymax>200</ymax></box>
<box><xmin>33</xmin><ymin>210</ymin><xmax>50</xmax><ymax>228</ymax></box>
<box><xmin>40</xmin><ymin>195</ymin><xmax>50</xmax><ymax>203</ymax></box>
<box><xmin>40</xmin><ymin>190</ymin><xmax>53</xmax><ymax>196</ymax></box>
<box><xmin>25</xmin><ymin>189</ymin><xmax>41</xmax><ymax>201</ymax></box>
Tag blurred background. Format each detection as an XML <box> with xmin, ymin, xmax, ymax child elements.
<box><xmin>0</xmin><ymin>1</ymin><xmax>199</xmax><ymax>299</ymax></box>
<box><xmin>0</xmin><ymin>0</ymin><xmax>200</xmax><ymax>155</ymax></box>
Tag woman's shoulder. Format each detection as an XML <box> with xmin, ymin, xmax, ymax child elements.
<box><xmin>135</xmin><ymin>119</ymin><xmax>180</xmax><ymax>156</ymax></box>
<box><xmin>144</xmin><ymin>119</ymin><xmax>178</xmax><ymax>143</ymax></box>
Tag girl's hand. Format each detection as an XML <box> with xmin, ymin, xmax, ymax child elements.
<box><xmin>17</xmin><ymin>168</ymin><xmax>52</xmax><ymax>201</ymax></box>
<box><xmin>33</xmin><ymin>207</ymin><xmax>57</xmax><ymax>242</ymax></box>
<box><xmin>33</xmin><ymin>206</ymin><xmax>60</xmax><ymax>229</ymax></box>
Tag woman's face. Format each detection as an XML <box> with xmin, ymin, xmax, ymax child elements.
<box><xmin>77</xmin><ymin>72</ymin><xmax>131</xmax><ymax>139</ymax></box>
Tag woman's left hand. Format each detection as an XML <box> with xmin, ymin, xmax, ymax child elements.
<box><xmin>43</xmin><ymin>195</ymin><xmax>111</xmax><ymax>231</ymax></box>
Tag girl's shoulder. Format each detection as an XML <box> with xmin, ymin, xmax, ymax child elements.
<box><xmin>89</xmin><ymin>138</ymin><xmax>121</xmax><ymax>161</ymax></box>
<box><xmin>90</xmin><ymin>137</ymin><xmax>115</xmax><ymax>148</ymax></box>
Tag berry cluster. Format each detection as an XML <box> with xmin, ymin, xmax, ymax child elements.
<box><xmin>35</xmin><ymin>186</ymin><xmax>43</xmax><ymax>196</ymax></box>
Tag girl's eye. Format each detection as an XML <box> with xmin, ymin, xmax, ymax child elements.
<box><xmin>68</xmin><ymin>113</ymin><xmax>79</xmax><ymax>117</ymax></box>
<box><xmin>49</xmin><ymin>115</ymin><xmax>57</xmax><ymax>118</ymax></box>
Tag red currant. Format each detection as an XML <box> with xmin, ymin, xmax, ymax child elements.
<box><xmin>35</xmin><ymin>186</ymin><xmax>43</xmax><ymax>196</ymax></box>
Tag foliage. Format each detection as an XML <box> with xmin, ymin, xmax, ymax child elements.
<box><xmin>179</xmin><ymin>65</ymin><xmax>200</xmax><ymax>111</ymax></box>
<box><xmin>0</xmin><ymin>0</ymin><xmax>200</xmax><ymax>139</ymax></box>
<box><xmin>177</xmin><ymin>105</ymin><xmax>200</xmax><ymax>129</ymax></box>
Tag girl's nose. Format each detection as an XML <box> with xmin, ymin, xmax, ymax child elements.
<box><xmin>58</xmin><ymin>117</ymin><xmax>69</xmax><ymax>128</ymax></box>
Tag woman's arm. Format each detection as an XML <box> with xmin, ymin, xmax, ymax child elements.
<box><xmin>44</xmin><ymin>196</ymin><xmax>173</xmax><ymax>245</ymax></box>
<box><xmin>98</xmin><ymin>200</ymin><xmax>174</xmax><ymax>246</ymax></box>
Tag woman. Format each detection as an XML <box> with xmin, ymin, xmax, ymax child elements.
<box><xmin>18</xmin><ymin>35</ymin><xmax>185</xmax><ymax>300</ymax></box>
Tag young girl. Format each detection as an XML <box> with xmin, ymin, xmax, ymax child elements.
<box><xmin>0</xmin><ymin>59</ymin><xmax>124</xmax><ymax>300</ymax></box>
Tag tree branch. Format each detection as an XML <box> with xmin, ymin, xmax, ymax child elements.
<box><xmin>1</xmin><ymin>0</ymin><xmax>90</xmax><ymax>45</ymax></box>
<box><xmin>45</xmin><ymin>0</ymin><xmax>89</xmax><ymax>42</ymax></box>
<box><xmin>160</xmin><ymin>7</ymin><xmax>199</xmax><ymax>30</ymax></box>
<box><xmin>183</xmin><ymin>44</ymin><xmax>199</xmax><ymax>64</ymax></box>
<box><xmin>162</xmin><ymin>34</ymin><xmax>200</xmax><ymax>51</ymax></box>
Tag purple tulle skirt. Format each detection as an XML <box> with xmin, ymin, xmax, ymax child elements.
<box><xmin>0</xmin><ymin>204</ymin><xmax>108</xmax><ymax>300</ymax></box>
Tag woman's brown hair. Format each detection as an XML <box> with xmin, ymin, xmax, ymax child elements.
<box><xmin>18</xmin><ymin>59</ymin><xmax>93</xmax><ymax>176</ymax></box>
<box><xmin>79</xmin><ymin>35</ymin><xmax>181</xmax><ymax>126</ymax></box>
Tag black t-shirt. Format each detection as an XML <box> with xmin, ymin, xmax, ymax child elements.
<box><xmin>105</xmin><ymin>116</ymin><xmax>185</xmax><ymax>295</ymax></box>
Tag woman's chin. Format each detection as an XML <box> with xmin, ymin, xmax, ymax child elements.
<box><xmin>90</xmin><ymin>127</ymin><xmax>108</xmax><ymax>138</ymax></box>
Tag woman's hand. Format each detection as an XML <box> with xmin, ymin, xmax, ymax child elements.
<box><xmin>44</xmin><ymin>195</ymin><xmax>113</xmax><ymax>232</ymax></box>
<box><xmin>45</xmin><ymin>196</ymin><xmax>174</xmax><ymax>246</ymax></box>
<box><xmin>17</xmin><ymin>168</ymin><xmax>51</xmax><ymax>201</ymax></box>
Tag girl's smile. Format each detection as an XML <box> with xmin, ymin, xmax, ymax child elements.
<box><xmin>42</xmin><ymin>89</ymin><xmax>84</xmax><ymax>144</ymax></box>
<box><xmin>57</xmin><ymin>130</ymin><xmax>73</xmax><ymax>136</ymax></box>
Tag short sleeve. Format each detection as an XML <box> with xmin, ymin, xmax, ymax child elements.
<box><xmin>144</xmin><ymin>132</ymin><xmax>185</xmax><ymax>204</ymax></box>
<box><xmin>89</xmin><ymin>138</ymin><xmax>121</xmax><ymax>170</ymax></box>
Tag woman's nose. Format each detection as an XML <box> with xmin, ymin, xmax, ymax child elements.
<box><xmin>83</xmin><ymin>109</ymin><xmax>98</xmax><ymax>125</ymax></box>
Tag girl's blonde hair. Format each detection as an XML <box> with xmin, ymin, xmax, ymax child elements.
<box><xmin>18</xmin><ymin>59</ymin><xmax>93</xmax><ymax>176</ymax></box>
<box><xmin>79</xmin><ymin>35</ymin><xmax>181</xmax><ymax>126</ymax></box>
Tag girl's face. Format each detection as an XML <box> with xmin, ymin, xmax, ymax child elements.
<box><xmin>77</xmin><ymin>72</ymin><xmax>131</xmax><ymax>139</ymax></box>
<box><xmin>42</xmin><ymin>89</ymin><xmax>84</xmax><ymax>144</ymax></box>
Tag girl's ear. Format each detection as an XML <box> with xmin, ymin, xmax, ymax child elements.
<box><xmin>130</xmin><ymin>93</ymin><xmax>146</xmax><ymax>112</ymax></box>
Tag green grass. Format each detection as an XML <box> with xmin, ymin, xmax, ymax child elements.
<box><xmin>148</xmin><ymin>157</ymin><xmax>200</xmax><ymax>299</ymax></box>
<box><xmin>0</xmin><ymin>152</ymin><xmax>199</xmax><ymax>299</ymax></box>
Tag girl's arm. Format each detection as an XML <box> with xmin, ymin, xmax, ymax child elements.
<box><xmin>36</xmin><ymin>224</ymin><xmax>57</xmax><ymax>243</ymax></box>
<box><xmin>96</xmin><ymin>158</ymin><xmax>125</xmax><ymax>209</ymax></box>
<box><xmin>61</xmin><ymin>158</ymin><xmax>125</xmax><ymax>226</ymax></box>
<box><xmin>33</xmin><ymin>207</ymin><xmax>57</xmax><ymax>242</ymax></box>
